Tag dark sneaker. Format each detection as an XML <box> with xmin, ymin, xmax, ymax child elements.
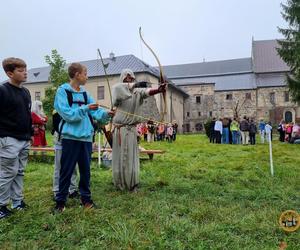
<box><xmin>81</xmin><ymin>199</ymin><xmax>97</xmax><ymax>210</ymax></box>
<box><xmin>13</xmin><ymin>201</ymin><xmax>27</xmax><ymax>210</ymax></box>
<box><xmin>68</xmin><ymin>191</ymin><xmax>79</xmax><ymax>199</ymax></box>
<box><xmin>0</xmin><ymin>206</ymin><xmax>12</xmax><ymax>219</ymax></box>
<box><xmin>53</xmin><ymin>202</ymin><xmax>65</xmax><ymax>213</ymax></box>
<box><xmin>130</xmin><ymin>185</ymin><xmax>139</xmax><ymax>193</ymax></box>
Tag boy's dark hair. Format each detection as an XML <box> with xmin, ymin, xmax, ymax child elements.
<box><xmin>2</xmin><ymin>57</ymin><xmax>26</xmax><ymax>73</ymax></box>
<box><xmin>68</xmin><ymin>63</ymin><xmax>86</xmax><ymax>79</ymax></box>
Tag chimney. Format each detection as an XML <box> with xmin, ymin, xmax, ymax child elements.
<box><xmin>109</xmin><ymin>52</ymin><xmax>115</xmax><ymax>60</ymax></box>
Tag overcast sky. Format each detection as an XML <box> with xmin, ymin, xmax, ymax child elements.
<box><xmin>0</xmin><ymin>0</ymin><xmax>287</xmax><ymax>81</ymax></box>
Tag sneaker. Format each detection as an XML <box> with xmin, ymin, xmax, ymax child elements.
<box><xmin>53</xmin><ymin>201</ymin><xmax>65</xmax><ymax>213</ymax></box>
<box><xmin>81</xmin><ymin>199</ymin><xmax>97</xmax><ymax>210</ymax></box>
<box><xmin>13</xmin><ymin>201</ymin><xmax>27</xmax><ymax>210</ymax></box>
<box><xmin>0</xmin><ymin>206</ymin><xmax>12</xmax><ymax>219</ymax></box>
<box><xmin>68</xmin><ymin>191</ymin><xmax>79</xmax><ymax>199</ymax></box>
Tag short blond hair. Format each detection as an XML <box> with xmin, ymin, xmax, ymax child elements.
<box><xmin>68</xmin><ymin>63</ymin><xmax>86</xmax><ymax>79</ymax></box>
<box><xmin>2</xmin><ymin>57</ymin><xmax>26</xmax><ymax>73</ymax></box>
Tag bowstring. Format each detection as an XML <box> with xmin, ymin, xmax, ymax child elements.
<box><xmin>99</xmin><ymin>104</ymin><xmax>169</xmax><ymax>126</ymax></box>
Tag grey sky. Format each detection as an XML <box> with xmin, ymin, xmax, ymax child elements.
<box><xmin>0</xmin><ymin>0</ymin><xmax>287</xmax><ymax>81</ymax></box>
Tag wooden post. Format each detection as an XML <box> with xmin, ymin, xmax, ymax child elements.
<box><xmin>268</xmin><ymin>133</ymin><xmax>274</xmax><ymax>176</ymax></box>
<box><xmin>98</xmin><ymin>131</ymin><xmax>101</xmax><ymax>167</ymax></box>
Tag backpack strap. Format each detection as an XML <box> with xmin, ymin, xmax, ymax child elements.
<box><xmin>58</xmin><ymin>89</ymin><xmax>94</xmax><ymax>141</ymax></box>
<box><xmin>65</xmin><ymin>89</ymin><xmax>73</xmax><ymax>106</ymax></box>
<box><xmin>58</xmin><ymin>119</ymin><xmax>66</xmax><ymax>141</ymax></box>
<box><xmin>83</xmin><ymin>91</ymin><xmax>88</xmax><ymax>104</ymax></box>
<box><xmin>65</xmin><ymin>89</ymin><xmax>87</xmax><ymax>106</ymax></box>
<box><xmin>82</xmin><ymin>91</ymin><xmax>96</xmax><ymax>140</ymax></box>
<box><xmin>58</xmin><ymin>89</ymin><xmax>73</xmax><ymax>141</ymax></box>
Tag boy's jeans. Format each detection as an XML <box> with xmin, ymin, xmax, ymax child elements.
<box><xmin>231</xmin><ymin>131</ymin><xmax>238</xmax><ymax>144</ymax></box>
<box><xmin>0</xmin><ymin>137</ymin><xmax>29</xmax><ymax>206</ymax></box>
<box><xmin>222</xmin><ymin>128</ymin><xmax>229</xmax><ymax>144</ymax></box>
<box><xmin>260</xmin><ymin>130</ymin><xmax>265</xmax><ymax>143</ymax></box>
<box><xmin>56</xmin><ymin>139</ymin><xmax>92</xmax><ymax>203</ymax></box>
<box><xmin>52</xmin><ymin>133</ymin><xmax>77</xmax><ymax>195</ymax></box>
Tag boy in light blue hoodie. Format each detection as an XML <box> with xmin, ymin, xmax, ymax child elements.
<box><xmin>53</xmin><ymin>63</ymin><xmax>114</xmax><ymax>212</ymax></box>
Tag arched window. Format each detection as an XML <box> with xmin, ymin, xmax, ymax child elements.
<box><xmin>195</xmin><ymin>123</ymin><xmax>203</xmax><ymax>131</ymax></box>
<box><xmin>284</xmin><ymin>111</ymin><xmax>293</xmax><ymax>123</ymax></box>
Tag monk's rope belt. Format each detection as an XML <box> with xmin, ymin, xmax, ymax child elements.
<box><xmin>113</xmin><ymin>123</ymin><xmax>137</xmax><ymax>146</ymax></box>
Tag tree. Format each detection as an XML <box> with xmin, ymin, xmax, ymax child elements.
<box><xmin>277</xmin><ymin>0</ymin><xmax>300</xmax><ymax>103</ymax></box>
<box><xmin>232</xmin><ymin>98</ymin><xmax>247</xmax><ymax>118</ymax></box>
<box><xmin>42</xmin><ymin>50</ymin><xmax>69</xmax><ymax>115</ymax></box>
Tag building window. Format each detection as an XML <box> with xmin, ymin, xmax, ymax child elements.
<box><xmin>97</xmin><ymin>86</ymin><xmax>104</xmax><ymax>100</ymax></box>
<box><xmin>195</xmin><ymin>123</ymin><xmax>203</xmax><ymax>131</ymax></box>
<box><xmin>198</xmin><ymin>112</ymin><xmax>201</xmax><ymax>117</ymax></box>
<box><xmin>209</xmin><ymin>111</ymin><xmax>212</xmax><ymax>117</ymax></box>
<box><xmin>187</xmin><ymin>112</ymin><xmax>190</xmax><ymax>117</ymax></box>
<box><xmin>226</xmin><ymin>94</ymin><xmax>232</xmax><ymax>100</ymax></box>
<box><xmin>184</xmin><ymin>123</ymin><xmax>190</xmax><ymax>133</ymax></box>
<box><xmin>270</xmin><ymin>92</ymin><xmax>275</xmax><ymax>104</ymax></box>
<box><xmin>196</xmin><ymin>96</ymin><xmax>201</xmax><ymax>104</ymax></box>
<box><xmin>245</xmin><ymin>92</ymin><xmax>251</xmax><ymax>100</ymax></box>
<box><xmin>284</xmin><ymin>91</ymin><xmax>289</xmax><ymax>102</ymax></box>
<box><xmin>35</xmin><ymin>91</ymin><xmax>41</xmax><ymax>101</ymax></box>
<box><xmin>285</xmin><ymin>111</ymin><xmax>293</xmax><ymax>122</ymax></box>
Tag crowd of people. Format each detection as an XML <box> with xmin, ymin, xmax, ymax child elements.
<box><xmin>136</xmin><ymin>121</ymin><xmax>178</xmax><ymax>143</ymax></box>
<box><xmin>209</xmin><ymin>116</ymin><xmax>300</xmax><ymax>145</ymax></box>
<box><xmin>277</xmin><ymin>120</ymin><xmax>300</xmax><ymax>143</ymax></box>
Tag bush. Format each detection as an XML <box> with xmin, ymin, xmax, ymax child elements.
<box><xmin>204</xmin><ymin>119</ymin><xmax>212</xmax><ymax>138</ymax></box>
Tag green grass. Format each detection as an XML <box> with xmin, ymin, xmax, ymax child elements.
<box><xmin>1</xmin><ymin>134</ymin><xmax>299</xmax><ymax>249</ymax></box>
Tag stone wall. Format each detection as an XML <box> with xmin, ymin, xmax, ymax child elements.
<box><xmin>213</xmin><ymin>90</ymin><xmax>257</xmax><ymax>119</ymax></box>
<box><xmin>180</xmin><ymin>84</ymin><xmax>215</xmax><ymax>132</ymax></box>
<box><xmin>179</xmin><ymin>83</ymin><xmax>300</xmax><ymax>133</ymax></box>
<box><xmin>256</xmin><ymin>86</ymin><xmax>299</xmax><ymax>123</ymax></box>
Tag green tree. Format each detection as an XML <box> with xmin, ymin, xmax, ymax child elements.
<box><xmin>277</xmin><ymin>0</ymin><xmax>300</xmax><ymax>103</ymax></box>
<box><xmin>42</xmin><ymin>50</ymin><xmax>69</xmax><ymax>115</ymax></box>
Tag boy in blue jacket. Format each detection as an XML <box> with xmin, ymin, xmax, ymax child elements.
<box><xmin>54</xmin><ymin>63</ymin><xmax>114</xmax><ymax>212</ymax></box>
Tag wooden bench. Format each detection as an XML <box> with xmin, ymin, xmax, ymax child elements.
<box><xmin>30</xmin><ymin>147</ymin><xmax>165</xmax><ymax>160</ymax></box>
<box><xmin>99</xmin><ymin>148</ymin><xmax>165</xmax><ymax>160</ymax></box>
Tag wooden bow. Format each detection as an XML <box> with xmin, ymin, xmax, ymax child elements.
<box><xmin>139</xmin><ymin>27</ymin><xmax>167</xmax><ymax>122</ymax></box>
<box><xmin>97</xmin><ymin>48</ymin><xmax>113</xmax><ymax>147</ymax></box>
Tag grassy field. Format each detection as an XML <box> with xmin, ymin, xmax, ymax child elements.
<box><xmin>0</xmin><ymin>134</ymin><xmax>299</xmax><ymax>249</ymax></box>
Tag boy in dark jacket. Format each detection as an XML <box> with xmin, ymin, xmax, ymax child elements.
<box><xmin>0</xmin><ymin>58</ymin><xmax>32</xmax><ymax>219</ymax></box>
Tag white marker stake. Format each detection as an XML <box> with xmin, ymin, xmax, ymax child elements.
<box><xmin>268</xmin><ymin>133</ymin><xmax>274</xmax><ymax>176</ymax></box>
<box><xmin>98</xmin><ymin>131</ymin><xmax>101</xmax><ymax>167</ymax></box>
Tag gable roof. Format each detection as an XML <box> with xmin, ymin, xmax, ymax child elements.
<box><xmin>172</xmin><ymin>73</ymin><xmax>256</xmax><ymax>91</ymax></box>
<box><xmin>24</xmin><ymin>54</ymin><xmax>188</xmax><ymax>97</ymax></box>
<box><xmin>162</xmin><ymin>39</ymin><xmax>291</xmax><ymax>90</ymax></box>
<box><xmin>25</xmin><ymin>54</ymin><xmax>161</xmax><ymax>84</ymax></box>
<box><xmin>161</xmin><ymin>58</ymin><xmax>252</xmax><ymax>79</ymax></box>
<box><xmin>252</xmin><ymin>39</ymin><xmax>290</xmax><ymax>73</ymax></box>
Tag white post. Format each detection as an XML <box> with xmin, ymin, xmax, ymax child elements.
<box><xmin>268</xmin><ymin>132</ymin><xmax>274</xmax><ymax>176</ymax></box>
<box><xmin>98</xmin><ymin>131</ymin><xmax>101</xmax><ymax>167</ymax></box>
